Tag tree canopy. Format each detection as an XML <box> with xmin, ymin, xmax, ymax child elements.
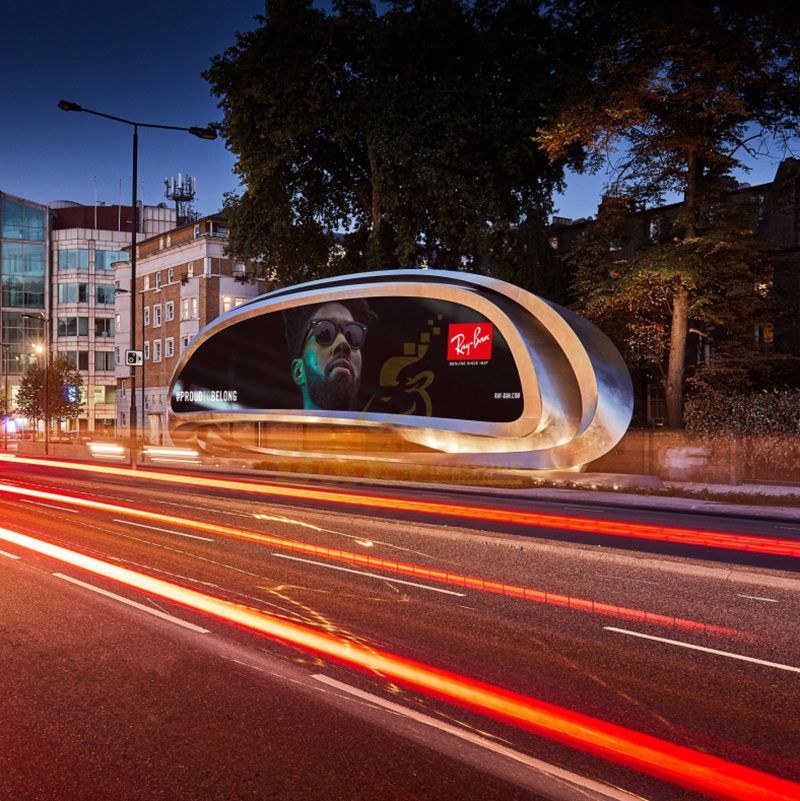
<box><xmin>538</xmin><ymin>0</ymin><xmax>800</xmax><ymax>425</ymax></box>
<box><xmin>16</xmin><ymin>355</ymin><xmax>84</xmax><ymax>430</ymax></box>
<box><xmin>204</xmin><ymin>0</ymin><xmax>569</xmax><ymax>288</ymax></box>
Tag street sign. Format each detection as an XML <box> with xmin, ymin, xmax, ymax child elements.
<box><xmin>125</xmin><ymin>350</ymin><xmax>143</xmax><ymax>366</ymax></box>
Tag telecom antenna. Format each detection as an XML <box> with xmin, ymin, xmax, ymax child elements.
<box><xmin>164</xmin><ymin>173</ymin><xmax>197</xmax><ymax>226</ymax></box>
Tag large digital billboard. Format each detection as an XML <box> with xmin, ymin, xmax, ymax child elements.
<box><xmin>168</xmin><ymin>270</ymin><xmax>633</xmax><ymax>470</ymax></box>
<box><xmin>172</xmin><ymin>296</ymin><xmax>523</xmax><ymax>423</ymax></box>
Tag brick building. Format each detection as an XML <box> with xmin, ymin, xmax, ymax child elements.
<box><xmin>114</xmin><ymin>213</ymin><xmax>271</xmax><ymax>444</ymax></box>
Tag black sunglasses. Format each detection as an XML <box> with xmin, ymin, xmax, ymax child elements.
<box><xmin>304</xmin><ymin>318</ymin><xmax>368</xmax><ymax>349</ymax></box>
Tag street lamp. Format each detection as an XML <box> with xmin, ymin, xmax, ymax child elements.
<box><xmin>23</xmin><ymin>313</ymin><xmax>49</xmax><ymax>455</ymax></box>
<box><xmin>57</xmin><ymin>100</ymin><xmax>216</xmax><ymax>465</ymax></box>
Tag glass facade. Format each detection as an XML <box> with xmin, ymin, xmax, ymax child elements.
<box><xmin>1</xmin><ymin>241</ymin><xmax>46</xmax><ymax>307</ymax></box>
<box><xmin>1</xmin><ymin>195</ymin><xmax>47</xmax><ymax>376</ymax></box>
<box><xmin>1</xmin><ymin>197</ymin><xmax>45</xmax><ymax>240</ymax></box>
<box><xmin>1</xmin><ymin>311</ymin><xmax>45</xmax><ymax>375</ymax></box>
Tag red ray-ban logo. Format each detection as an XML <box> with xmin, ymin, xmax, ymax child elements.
<box><xmin>447</xmin><ymin>323</ymin><xmax>493</xmax><ymax>361</ymax></box>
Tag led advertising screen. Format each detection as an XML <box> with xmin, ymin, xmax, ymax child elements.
<box><xmin>171</xmin><ymin>296</ymin><xmax>523</xmax><ymax>423</ymax></box>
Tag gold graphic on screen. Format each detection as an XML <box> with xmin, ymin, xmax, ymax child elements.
<box><xmin>363</xmin><ymin>316</ymin><xmax>442</xmax><ymax>416</ymax></box>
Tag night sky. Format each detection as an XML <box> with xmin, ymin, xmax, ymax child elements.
<box><xmin>1</xmin><ymin>1</ymin><xmax>792</xmax><ymax>221</ymax></box>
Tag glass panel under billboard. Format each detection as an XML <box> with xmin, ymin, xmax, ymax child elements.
<box><xmin>171</xmin><ymin>297</ymin><xmax>523</xmax><ymax>423</ymax></box>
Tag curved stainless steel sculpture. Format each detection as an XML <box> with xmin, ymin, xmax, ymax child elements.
<box><xmin>167</xmin><ymin>270</ymin><xmax>633</xmax><ymax>469</ymax></box>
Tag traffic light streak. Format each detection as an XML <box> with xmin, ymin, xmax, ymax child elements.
<box><xmin>0</xmin><ymin>524</ymin><xmax>796</xmax><ymax>801</ymax></box>
<box><xmin>2</xmin><ymin>454</ymin><xmax>798</xmax><ymax>560</ymax></box>
<box><xmin>0</xmin><ymin>479</ymin><xmax>748</xmax><ymax>638</ymax></box>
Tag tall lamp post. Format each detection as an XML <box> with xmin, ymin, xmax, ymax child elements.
<box><xmin>23</xmin><ymin>313</ymin><xmax>49</xmax><ymax>455</ymax></box>
<box><xmin>57</xmin><ymin>101</ymin><xmax>216</xmax><ymax>465</ymax></box>
<box><xmin>1</xmin><ymin>343</ymin><xmax>9</xmax><ymax>451</ymax></box>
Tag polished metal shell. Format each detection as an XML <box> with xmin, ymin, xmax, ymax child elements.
<box><xmin>168</xmin><ymin>270</ymin><xmax>633</xmax><ymax>469</ymax></box>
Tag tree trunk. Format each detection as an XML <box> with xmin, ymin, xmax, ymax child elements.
<box><xmin>665</xmin><ymin>284</ymin><xmax>689</xmax><ymax>427</ymax></box>
<box><xmin>366</xmin><ymin>138</ymin><xmax>387</xmax><ymax>270</ymax></box>
<box><xmin>663</xmin><ymin>151</ymin><xmax>701</xmax><ymax>427</ymax></box>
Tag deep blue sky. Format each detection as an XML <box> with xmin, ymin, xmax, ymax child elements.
<box><xmin>2</xmin><ymin>1</ymin><xmax>794</xmax><ymax>221</ymax></box>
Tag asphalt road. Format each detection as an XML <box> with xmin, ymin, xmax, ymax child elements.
<box><xmin>1</xmin><ymin>459</ymin><xmax>799</xmax><ymax>801</ymax></box>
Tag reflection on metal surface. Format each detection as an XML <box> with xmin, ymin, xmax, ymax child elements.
<box><xmin>167</xmin><ymin>270</ymin><xmax>633</xmax><ymax>469</ymax></box>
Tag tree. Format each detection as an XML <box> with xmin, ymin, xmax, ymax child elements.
<box><xmin>538</xmin><ymin>1</ymin><xmax>800</xmax><ymax>426</ymax></box>
<box><xmin>16</xmin><ymin>356</ymin><xmax>84</xmax><ymax>436</ymax></box>
<box><xmin>203</xmin><ymin>0</ymin><xmax>567</xmax><ymax>286</ymax></box>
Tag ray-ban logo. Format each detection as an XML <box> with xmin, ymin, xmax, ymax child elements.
<box><xmin>447</xmin><ymin>323</ymin><xmax>493</xmax><ymax>361</ymax></box>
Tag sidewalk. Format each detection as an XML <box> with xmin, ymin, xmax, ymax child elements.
<box><xmin>218</xmin><ymin>463</ymin><xmax>800</xmax><ymax>524</ymax></box>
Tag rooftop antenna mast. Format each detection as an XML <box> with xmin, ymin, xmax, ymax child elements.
<box><xmin>164</xmin><ymin>173</ymin><xmax>197</xmax><ymax>226</ymax></box>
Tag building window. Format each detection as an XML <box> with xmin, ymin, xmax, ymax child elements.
<box><xmin>181</xmin><ymin>335</ymin><xmax>191</xmax><ymax>351</ymax></box>
<box><xmin>187</xmin><ymin>262</ymin><xmax>194</xmax><ymax>277</ymax></box>
<box><xmin>144</xmin><ymin>341</ymin><xmax>150</xmax><ymax>361</ymax></box>
<box><xmin>144</xmin><ymin>275</ymin><xmax>150</xmax><ymax>290</ymax></box>
<box><xmin>222</xmin><ymin>295</ymin><xmax>232</xmax><ymax>313</ymax></box>
<box><xmin>165</xmin><ymin>337</ymin><xmax>174</xmax><ymax>358</ymax></box>
<box><xmin>235</xmin><ymin>297</ymin><xmax>246</xmax><ymax>308</ymax></box>
<box><xmin>143</xmin><ymin>306</ymin><xmax>150</xmax><ymax>326</ymax></box>
<box><xmin>168</xmin><ymin>267</ymin><xmax>174</xmax><ymax>283</ymax></box>
<box><xmin>153</xmin><ymin>304</ymin><xmax>162</xmax><ymax>327</ymax></box>
<box><xmin>58</xmin><ymin>283</ymin><xmax>89</xmax><ymax>304</ymax></box>
<box><xmin>94</xmin><ymin>386</ymin><xmax>117</xmax><ymax>404</ymax></box>
<box><xmin>96</xmin><ymin>284</ymin><xmax>115</xmax><ymax>305</ymax></box>
<box><xmin>95</xmin><ymin>351</ymin><xmax>115</xmax><ymax>371</ymax></box>
<box><xmin>115</xmin><ymin>347</ymin><xmax>120</xmax><ymax>366</ymax></box>
<box><xmin>165</xmin><ymin>301</ymin><xmax>174</xmax><ymax>322</ymax></box>
<box><xmin>648</xmin><ymin>218</ymin><xmax>663</xmax><ymax>243</ymax></box>
<box><xmin>193</xmin><ymin>225</ymin><xmax>200</xmax><ymax>239</ymax></box>
<box><xmin>57</xmin><ymin>249</ymin><xmax>89</xmax><ymax>270</ymax></box>
<box><xmin>95</xmin><ymin>250</ymin><xmax>127</xmax><ymax>271</ymax></box>
<box><xmin>57</xmin><ymin>317</ymin><xmax>89</xmax><ymax>337</ymax></box>
<box><xmin>153</xmin><ymin>339</ymin><xmax>162</xmax><ymax>362</ymax></box>
<box><xmin>95</xmin><ymin>317</ymin><xmax>115</xmax><ymax>338</ymax></box>
<box><xmin>63</xmin><ymin>352</ymin><xmax>90</xmax><ymax>376</ymax></box>
<box><xmin>190</xmin><ymin>297</ymin><xmax>198</xmax><ymax>318</ymax></box>
<box><xmin>180</xmin><ymin>298</ymin><xmax>189</xmax><ymax>321</ymax></box>
<box><xmin>155</xmin><ymin>272</ymin><xmax>162</xmax><ymax>290</ymax></box>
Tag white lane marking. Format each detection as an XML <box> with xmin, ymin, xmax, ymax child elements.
<box><xmin>18</xmin><ymin>499</ymin><xmax>80</xmax><ymax>514</ymax></box>
<box><xmin>0</xmin><ymin>549</ymin><xmax>21</xmax><ymax>560</ymax></box>
<box><xmin>737</xmin><ymin>594</ymin><xmax>779</xmax><ymax>603</ymax></box>
<box><xmin>313</xmin><ymin>675</ymin><xmax>641</xmax><ymax>801</ymax></box>
<box><xmin>112</xmin><ymin>518</ymin><xmax>215</xmax><ymax>542</ymax></box>
<box><xmin>604</xmin><ymin>627</ymin><xmax>800</xmax><ymax>674</ymax></box>
<box><xmin>53</xmin><ymin>572</ymin><xmax>210</xmax><ymax>633</ymax></box>
<box><xmin>270</xmin><ymin>553</ymin><xmax>466</xmax><ymax>597</ymax></box>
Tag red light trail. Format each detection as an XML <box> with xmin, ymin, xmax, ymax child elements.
<box><xmin>0</xmin><ymin>524</ymin><xmax>796</xmax><ymax>801</ymax></box>
<box><xmin>2</xmin><ymin>454</ymin><xmax>798</xmax><ymax>560</ymax></box>
<box><xmin>0</xmin><ymin>479</ymin><xmax>746</xmax><ymax>638</ymax></box>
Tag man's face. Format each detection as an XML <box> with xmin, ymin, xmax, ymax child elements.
<box><xmin>293</xmin><ymin>302</ymin><xmax>363</xmax><ymax>410</ymax></box>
